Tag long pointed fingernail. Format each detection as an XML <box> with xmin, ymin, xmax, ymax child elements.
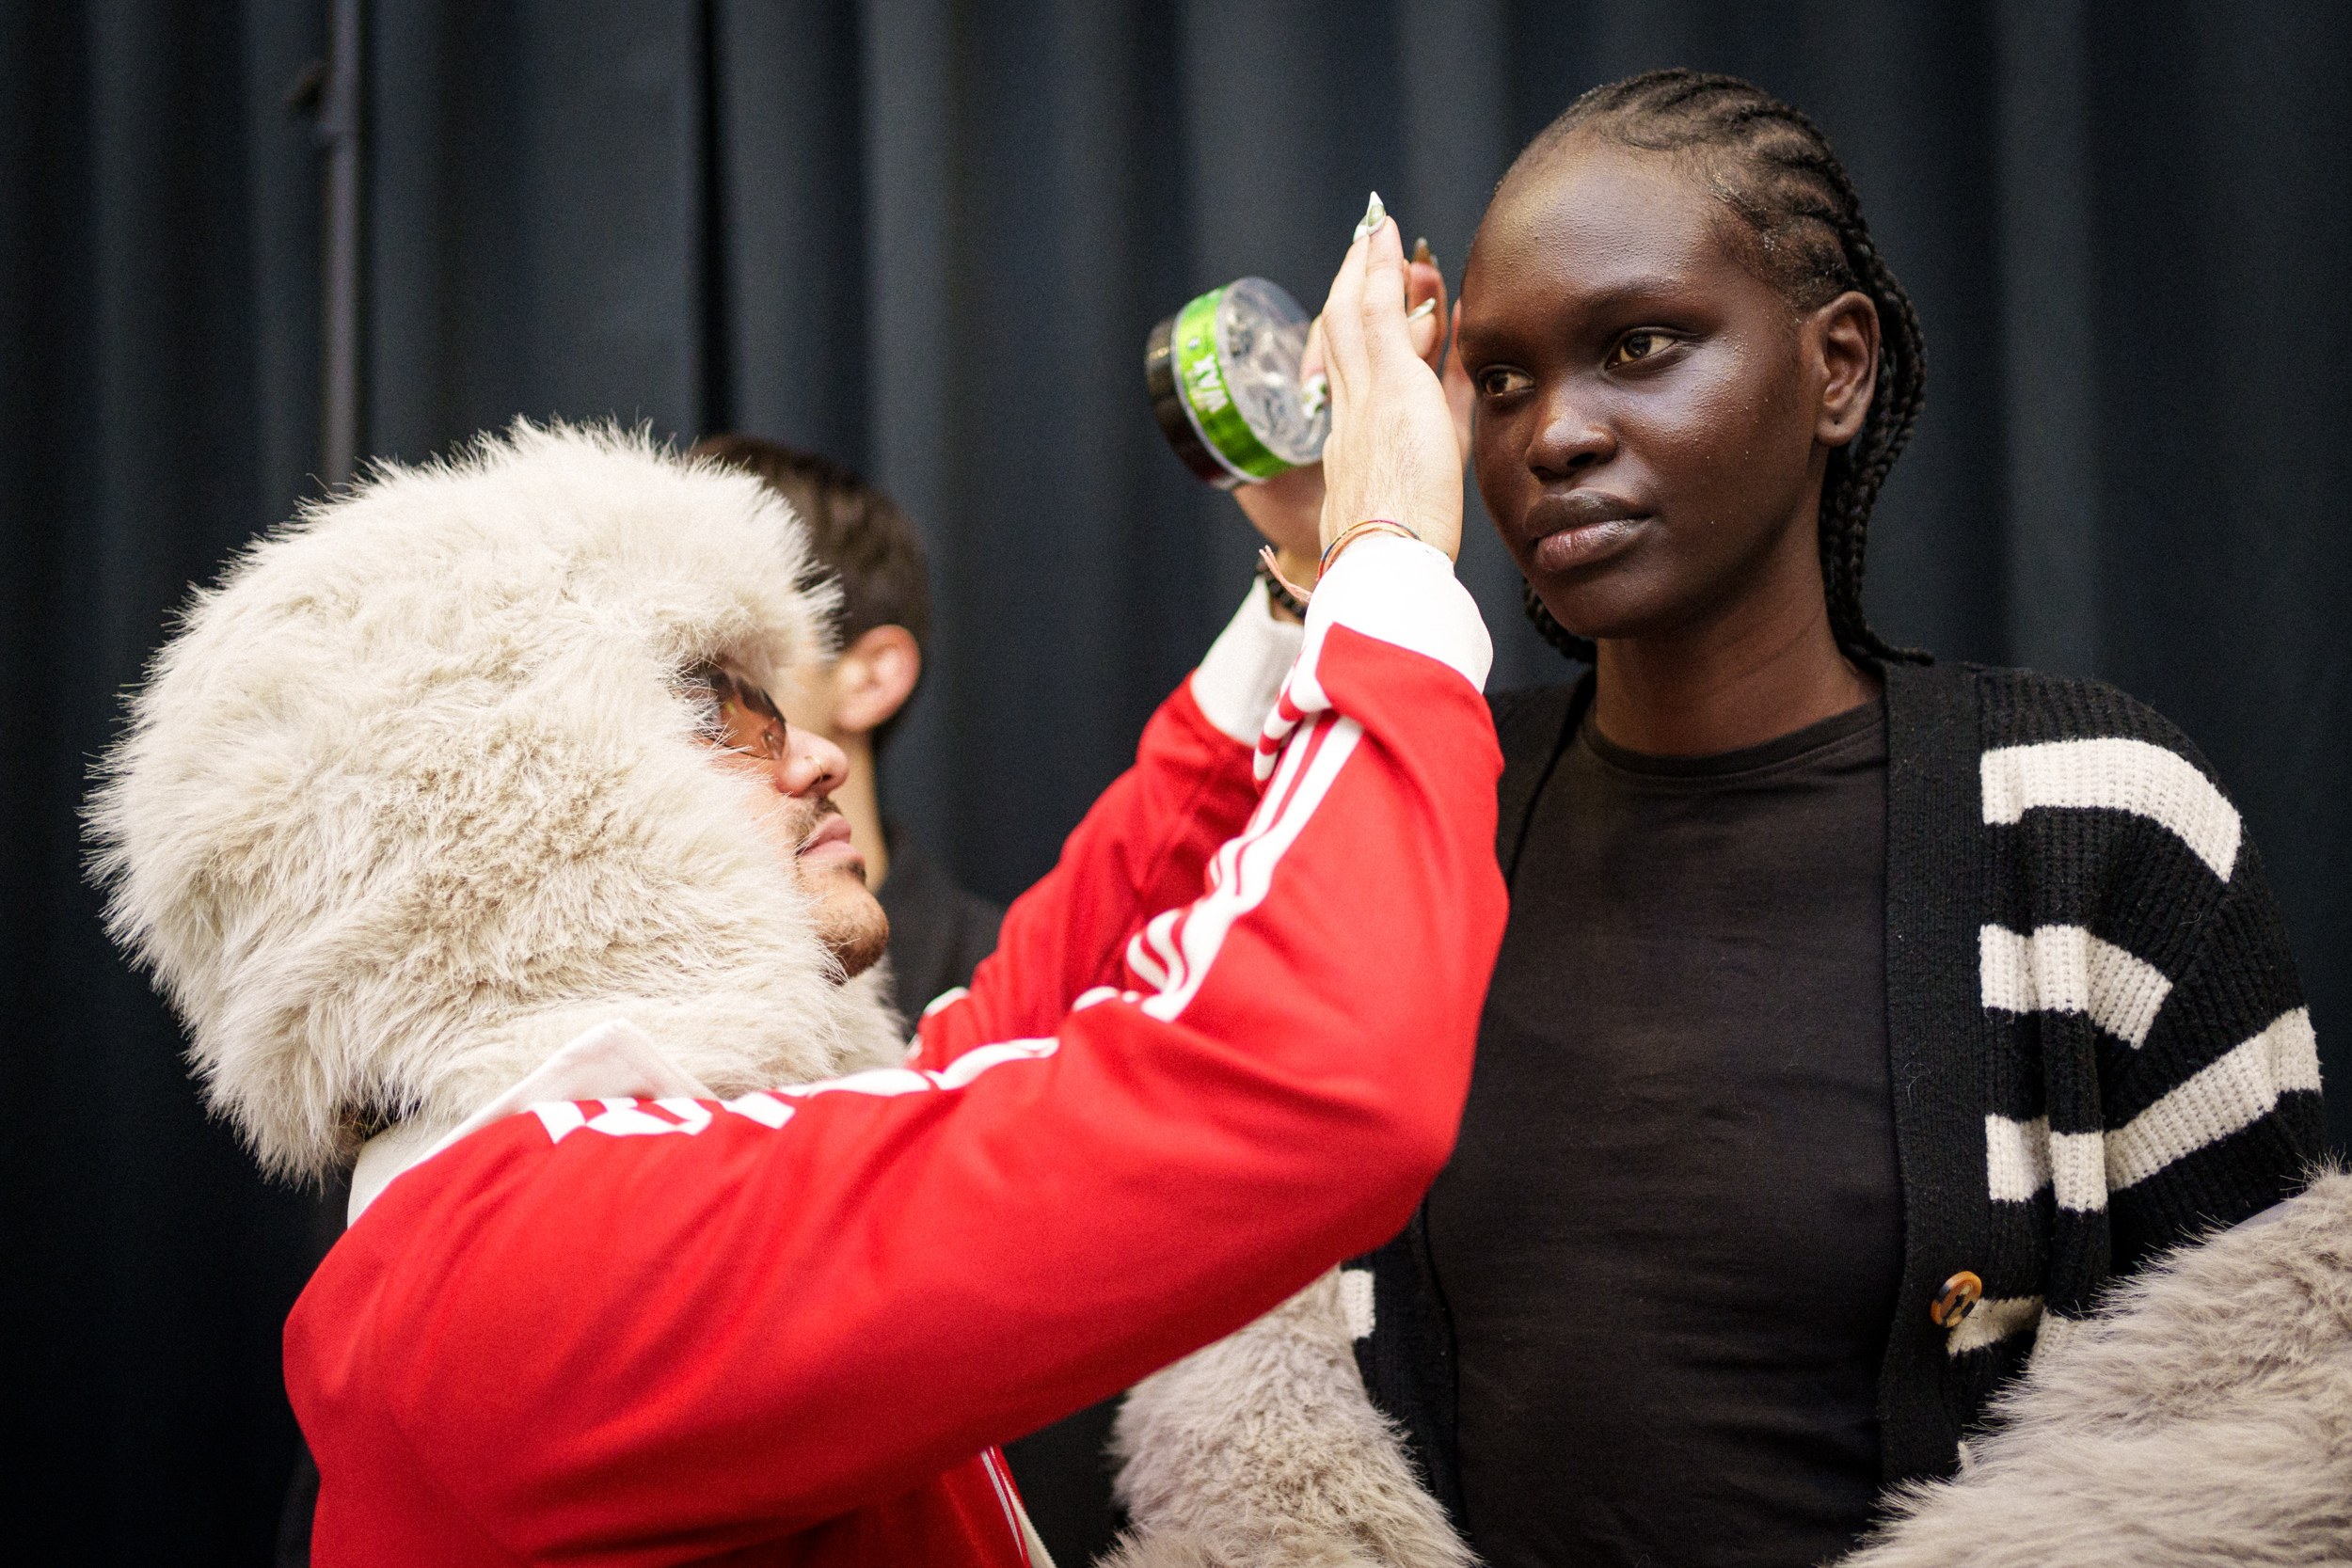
<box><xmin>1406</xmin><ymin>298</ymin><xmax>1437</xmax><ymax>322</ymax></box>
<box><xmin>1353</xmin><ymin>191</ymin><xmax>1386</xmax><ymax>243</ymax></box>
<box><xmin>1412</xmin><ymin>237</ymin><xmax>1433</xmax><ymax>266</ymax></box>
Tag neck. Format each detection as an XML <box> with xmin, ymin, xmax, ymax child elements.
<box><xmin>833</xmin><ymin>732</ymin><xmax>891</xmax><ymax>890</ymax></box>
<box><xmin>1589</xmin><ymin>561</ymin><xmax>1876</xmax><ymax>757</ymax></box>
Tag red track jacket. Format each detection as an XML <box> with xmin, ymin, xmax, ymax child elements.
<box><xmin>287</xmin><ymin>539</ymin><xmax>1504</xmax><ymax>1565</ymax></box>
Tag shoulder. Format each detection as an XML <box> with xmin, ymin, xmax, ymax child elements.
<box><xmin>1888</xmin><ymin>661</ymin><xmax>2213</xmax><ymax>768</ymax></box>
<box><xmin>1882</xmin><ymin>657</ymin><xmax>2230</xmax><ymax>799</ymax></box>
<box><xmin>1888</xmin><ymin>662</ymin><xmax>2239</xmax><ymax>827</ymax></box>
<box><xmin>1965</xmin><ymin>666</ymin><xmax>2222</xmax><ymax>778</ymax></box>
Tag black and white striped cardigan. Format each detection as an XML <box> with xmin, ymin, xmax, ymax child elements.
<box><xmin>1352</xmin><ymin>657</ymin><xmax>2328</xmax><ymax>1517</ymax></box>
<box><xmin>1104</xmin><ymin>659</ymin><xmax>2326</xmax><ymax>1568</ymax></box>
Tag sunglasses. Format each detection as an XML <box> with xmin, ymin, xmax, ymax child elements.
<box><xmin>679</xmin><ymin>662</ymin><xmax>793</xmax><ymax>765</ymax></box>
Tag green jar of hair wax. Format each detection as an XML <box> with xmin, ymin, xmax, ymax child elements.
<box><xmin>1145</xmin><ymin>277</ymin><xmax>1328</xmax><ymax>489</ymax></box>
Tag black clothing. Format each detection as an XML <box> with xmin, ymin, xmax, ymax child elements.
<box><xmin>876</xmin><ymin>824</ymin><xmax>1006</xmax><ymax>1022</ymax></box>
<box><xmin>1355</xmin><ymin>659</ymin><xmax>2323</xmax><ymax>1543</ymax></box>
<box><xmin>1426</xmin><ymin>700</ymin><xmax>1901</xmax><ymax>1566</ymax></box>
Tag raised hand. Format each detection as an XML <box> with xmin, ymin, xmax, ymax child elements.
<box><xmin>1313</xmin><ymin>198</ymin><xmax>1465</xmax><ymax>562</ymax></box>
<box><xmin>1232</xmin><ymin>224</ymin><xmax>1465</xmax><ymax>583</ymax></box>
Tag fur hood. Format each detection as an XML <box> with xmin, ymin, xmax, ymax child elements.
<box><xmin>88</xmin><ymin>421</ymin><xmax>905</xmax><ymax>1181</ymax></box>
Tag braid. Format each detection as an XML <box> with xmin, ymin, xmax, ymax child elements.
<box><xmin>1525</xmin><ymin>579</ymin><xmax>1597</xmax><ymax>663</ymax></box>
<box><xmin>1513</xmin><ymin>70</ymin><xmax>1931</xmax><ymax>666</ymax></box>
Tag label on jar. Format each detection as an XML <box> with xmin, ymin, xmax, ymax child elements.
<box><xmin>1150</xmin><ymin>277</ymin><xmax>1327</xmax><ymax>489</ymax></box>
<box><xmin>1170</xmin><ymin>287</ymin><xmax>1288</xmax><ymax>483</ymax></box>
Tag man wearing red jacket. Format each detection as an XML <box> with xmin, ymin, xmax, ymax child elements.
<box><xmin>92</xmin><ymin>212</ymin><xmax>1491</xmax><ymax>1564</ymax></box>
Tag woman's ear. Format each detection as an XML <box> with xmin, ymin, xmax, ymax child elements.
<box><xmin>1813</xmin><ymin>291</ymin><xmax>1880</xmax><ymax>448</ymax></box>
<box><xmin>828</xmin><ymin>625</ymin><xmax>921</xmax><ymax>737</ymax></box>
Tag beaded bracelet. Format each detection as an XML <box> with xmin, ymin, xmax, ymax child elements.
<box><xmin>1253</xmin><ymin>550</ymin><xmax>1311</xmax><ymax>618</ymax></box>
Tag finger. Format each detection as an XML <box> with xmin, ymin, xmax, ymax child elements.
<box><xmin>1406</xmin><ymin>254</ymin><xmax>1446</xmax><ymax>364</ymax></box>
<box><xmin>1362</xmin><ymin>213</ymin><xmax>1409</xmax><ymax>325</ymax></box>
<box><xmin>1315</xmin><ymin>196</ymin><xmax>1378</xmax><ymax>361</ymax></box>
<box><xmin>1443</xmin><ymin>299</ymin><xmax>1474</xmax><ymax>464</ymax></box>
<box><xmin>1406</xmin><ymin>250</ymin><xmax>1441</xmax><ymax>313</ymax></box>
<box><xmin>1321</xmin><ymin>208</ymin><xmax>1377</xmax><ymax>408</ymax></box>
<box><xmin>1354</xmin><ymin>216</ymin><xmax>1418</xmax><ymax>377</ymax></box>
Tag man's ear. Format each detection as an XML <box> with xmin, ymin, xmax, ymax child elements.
<box><xmin>1813</xmin><ymin>291</ymin><xmax>1880</xmax><ymax>448</ymax></box>
<box><xmin>828</xmin><ymin>626</ymin><xmax>921</xmax><ymax>736</ymax></box>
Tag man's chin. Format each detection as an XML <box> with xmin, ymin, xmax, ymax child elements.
<box><xmin>824</xmin><ymin>920</ymin><xmax>890</xmax><ymax>981</ymax></box>
<box><xmin>812</xmin><ymin>879</ymin><xmax>890</xmax><ymax>981</ymax></box>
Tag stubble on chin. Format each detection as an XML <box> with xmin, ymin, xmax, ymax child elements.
<box><xmin>739</xmin><ymin>786</ymin><xmax>885</xmax><ymax>978</ymax></box>
<box><xmin>805</xmin><ymin>864</ymin><xmax>889</xmax><ymax>980</ymax></box>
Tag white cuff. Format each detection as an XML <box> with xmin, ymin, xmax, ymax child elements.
<box><xmin>1191</xmin><ymin>577</ymin><xmax>1308</xmax><ymax>742</ymax></box>
<box><xmin>1301</xmin><ymin>533</ymin><xmax>1490</xmax><ymax>691</ymax></box>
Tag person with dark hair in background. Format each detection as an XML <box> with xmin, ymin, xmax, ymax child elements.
<box><xmin>1106</xmin><ymin>70</ymin><xmax>2326</xmax><ymax>1568</ymax></box>
<box><xmin>686</xmin><ymin>435</ymin><xmax>1002</xmax><ymax>1024</ymax></box>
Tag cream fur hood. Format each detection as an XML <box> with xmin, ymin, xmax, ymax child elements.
<box><xmin>88</xmin><ymin>421</ymin><xmax>905</xmax><ymax>1181</ymax></box>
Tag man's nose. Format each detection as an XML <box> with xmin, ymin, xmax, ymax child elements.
<box><xmin>771</xmin><ymin>731</ymin><xmax>850</xmax><ymax>799</ymax></box>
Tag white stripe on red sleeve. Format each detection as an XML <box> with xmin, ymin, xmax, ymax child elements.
<box><xmin>1132</xmin><ymin>709</ymin><xmax>1363</xmax><ymax>1022</ymax></box>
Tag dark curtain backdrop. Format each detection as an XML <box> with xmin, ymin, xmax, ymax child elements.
<box><xmin>6</xmin><ymin>2</ymin><xmax>2347</xmax><ymax>1560</ymax></box>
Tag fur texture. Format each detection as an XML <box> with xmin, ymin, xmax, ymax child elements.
<box><xmin>1106</xmin><ymin>1269</ymin><xmax>1477</xmax><ymax>1568</ymax></box>
<box><xmin>88</xmin><ymin>421</ymin><xmax>905</xmax><ymax>1180</ymax></box>
<box><xmin>1843</xmin><ymin>1169</ymin><xmax>2352</xmax><ymax>1566</ymax></box>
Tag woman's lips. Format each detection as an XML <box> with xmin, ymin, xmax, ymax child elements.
<box><xmin>1531</xmin><ymin>514</ymin><xmax>1646</xmax><ymax>574</ymax></box>
<box><xmin>1521</xmin><ymin>492</ymin><xmax>1650</xmax><ymax>575</ymax></box>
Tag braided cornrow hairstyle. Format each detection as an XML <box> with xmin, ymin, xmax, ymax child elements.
<box><xmin>1511</xmin><ymin>69</ymin><xmax>1931</xmax><ymax>666</ymax></box>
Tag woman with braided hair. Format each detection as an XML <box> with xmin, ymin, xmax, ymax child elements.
<box><xmin>1107</xmin><ymin>70</ymin><xmax>2323</xmax><ymax>1568</ymax></box>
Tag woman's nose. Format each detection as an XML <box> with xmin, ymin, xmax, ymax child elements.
<box><xmin>771</xmin><ymin>731</ymin><xmax>850</xmax><ymax>799</ymax></box>
<box><xmin>1530</xmin><ymin>393</ymin><xmax>1613</xmax><ymax>479</ymax></box>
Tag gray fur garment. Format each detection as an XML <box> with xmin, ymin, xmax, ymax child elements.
<box><xmin>1844</xmin><ymin>1168</ymin><xmax>2352</xmax><ymax>1566</ymax></box>
<box><xmin>1106</xmin><ymin>1267</ymin><xmax>1474</xmax><ymax>1568</ymax></box>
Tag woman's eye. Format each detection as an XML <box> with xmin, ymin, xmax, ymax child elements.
<box><xmin>1607</xmin><ymin>331</ymin><xmax>1673</xmax><ymax>369</ymax></box>
<box><xmin>1476</xmin><ymin>367</ymin><xmax>1534</xmax><ymax>397</ymax></box>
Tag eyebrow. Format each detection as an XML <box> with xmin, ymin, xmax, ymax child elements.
<box><xmin>1461</xmin><ymin>275</ymin><xmax>1698</xmax><ymax>352</ymax></box>
<box><xmin>1558</xmin><ymin>276</ymin><xmax>1696</xmax><ymax>313</ymax></box>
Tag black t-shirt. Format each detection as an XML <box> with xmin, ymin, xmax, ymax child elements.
<box><xmin>1425</xmin><ymin>697</ymin><xmax>1902</xmax><ymax>1568</ymax></box>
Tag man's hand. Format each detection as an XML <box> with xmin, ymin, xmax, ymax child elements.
<box><xmin>1232</xmin><ymin>233</ymin><xmax>1470</xmax><ymax>594</ymax></box>
<box><xmin>1314</xmin><ymin>207</ymin><xmax>1465</xmax><ymax>562</ymax></box>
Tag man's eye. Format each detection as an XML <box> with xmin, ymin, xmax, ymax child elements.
<box><xmin>1476</xmin><ymin>367</ymin><xmax>1534</xmax><ymax>397</ymax></box>
<box><xmin>1607</xmin><ymin>331</ymin><xmax>1673</xmax><ymax>369</ymax></box>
